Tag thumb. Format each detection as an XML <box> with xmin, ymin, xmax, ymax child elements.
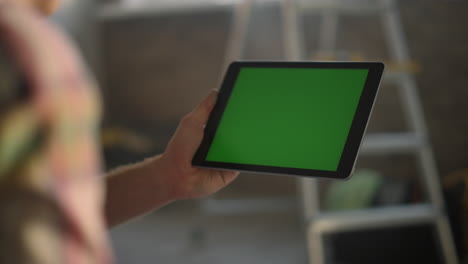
<box><xmin>189</xmin><ymin>90</ymin><xmax>218</xmax><ymax>124</ymax></box>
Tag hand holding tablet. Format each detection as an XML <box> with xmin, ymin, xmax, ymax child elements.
<box><xmin>193</xmin><ymin>61</ymin><xmax>384</xmax><ymax>179</ymax></box>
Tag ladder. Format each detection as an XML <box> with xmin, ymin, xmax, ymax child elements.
<box><xmin>281</xmin><ymin>0</ymin><xmax>458</xmax><ymax>263</ymax></box>
<box><xmin>222</xmin><ymin>0</ymin><xmax>459</xmax><ymax>262</ymax></box>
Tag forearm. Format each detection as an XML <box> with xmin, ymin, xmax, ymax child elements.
<box><xmin>104</xmin><ymin>155</ymin><xmax>175</xmax><ymax>227</ymax></box>
<box><xmin>104</xmin><ymin>90</ymin><xmax>238</xmax><ymax>227</ymax></box>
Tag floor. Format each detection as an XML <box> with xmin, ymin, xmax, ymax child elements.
<box><xmin>110</xmin><ymin>202</ymin><xmax>307</xmax><ymax>264</ymax></box>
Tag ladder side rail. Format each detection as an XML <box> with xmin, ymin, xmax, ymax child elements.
<box><xmin>381</xmin><ymin>0</ymin><xmax>459</xmax><ymax>263</ymax></box>
<box><xmin>282</xmin><ymin>1</ymin><xmax>324</xmax><ymax>263</ymax></box>
<box><xmin>220</xmin><ymin>0</ymin><xmax>253</xmax><ymax>82</ymax></box>
<box><xmin>282</xmin><ymin>0</ymin><xmax>321</xmax><ymax>221</ymax></box>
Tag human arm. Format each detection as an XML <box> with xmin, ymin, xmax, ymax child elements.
<box><xmin>104</xmin><ymin>90</ymin><xmax>239</xmax><ymax>227</ymax></box>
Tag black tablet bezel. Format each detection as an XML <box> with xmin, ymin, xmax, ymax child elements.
<box><xmin>192</xmin><ymin>61</ymin><xmax>384</xmax><ymax>179</ymax></box>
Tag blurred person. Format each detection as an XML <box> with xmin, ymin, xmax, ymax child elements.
<box><xmin>0</xmin><ymin>0</ymin><xmax>239</xmax><ymax>263</ymax></box>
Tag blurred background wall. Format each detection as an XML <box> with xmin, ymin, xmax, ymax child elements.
<box><xmin>52</xmin><ymin>0</ymin><xmax>100</xmax><ymax>79</ymax></box>
<box><xmin>52</xmin><ymin>0</ymin><xmax>468</xmax><ymax>263</ymax></box>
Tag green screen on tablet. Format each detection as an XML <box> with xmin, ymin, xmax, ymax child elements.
<box><xmin>205</xmin><ymin>67</ymin><xmax>368</xmax><ymax>171</ymax></box>
<box><xmin>193</xmin><ymin>61</ymin><xmax>384</xmax><ymax>179</ymax></box>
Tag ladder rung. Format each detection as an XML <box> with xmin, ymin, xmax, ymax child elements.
<box><xmin>360</xmin><ymin>132</ymin><xmax>423</xmax><ymax>154</ymax></box>
<box><xmin>309</xmin><ymin>204</ymin><xmax>437</xmax><ymax>234</ymax></box>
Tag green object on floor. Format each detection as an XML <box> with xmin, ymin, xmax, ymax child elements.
<box><xmin>324</xmin><ymin>169</ymin><xmax>383</xmax><ymax>211</ymax></box>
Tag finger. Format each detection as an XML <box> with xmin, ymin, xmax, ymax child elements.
<box><xmin>189</xmin><ymin>90</ymin><xmax>218</xmax><ymax>124</ymax></box>
<box><xmin>215</xmin><ymin>169</ymin><xmax>239</xmax><ymax>186</ymax></box>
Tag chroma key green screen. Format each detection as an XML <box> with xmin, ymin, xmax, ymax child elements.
<box><xmin>205</xmin><ymin>67</ymin><xmax>369</xmax><ymax>171</ymax></box>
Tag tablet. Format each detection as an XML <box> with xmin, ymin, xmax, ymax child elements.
<box><xmin>193</xmin><ymin>61</ymin><xmax>384</xmax><ymax>179</ymax></box>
